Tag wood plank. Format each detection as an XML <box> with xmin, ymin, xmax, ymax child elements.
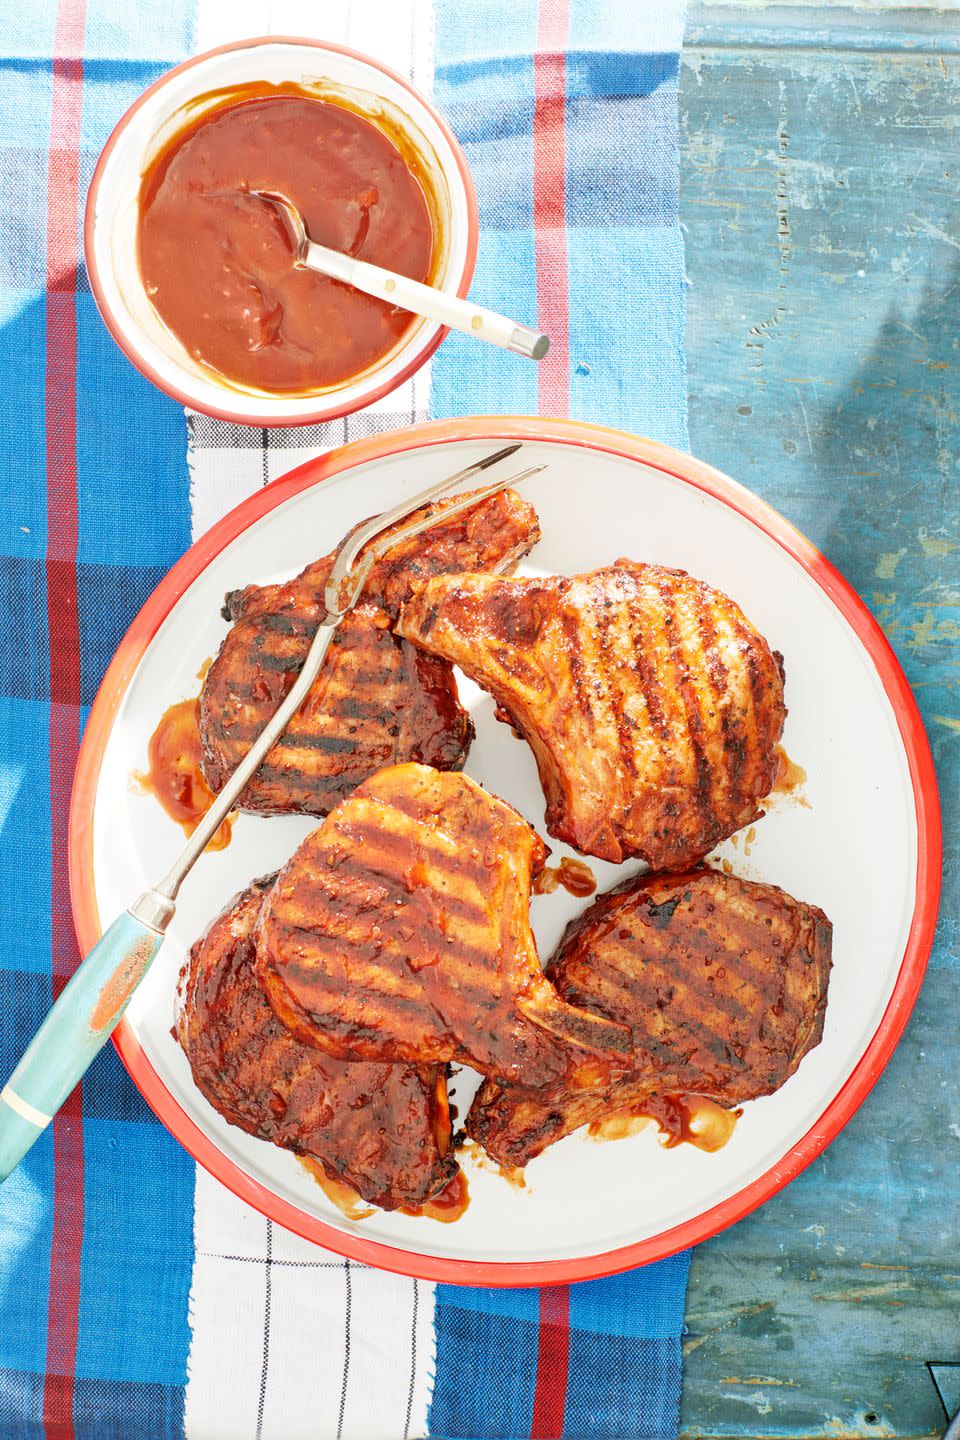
<box><xmin>688</xmin><ymin>4</ymin><xmax>960</xmax><ymax>52</ymax></box>
<box><xmin>723</xmin><ymin>1</ymin><xmax>960</xmax><ymax>10</ymax></box>
<box><xmin>679</xmin><ymin>17</ymin><xmax>960</xmax><ymax>1440</ymax></box>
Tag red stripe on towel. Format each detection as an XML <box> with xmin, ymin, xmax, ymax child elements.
<box><xmin>531</xmin><ymin>1284</ymin><xmax>571</xmax><ymax>1438</ymax></box>
<box><xmin>533</xmin><ymin>0</ymin><xmax>570</xmax><ymax>417</ymax></box>
<box><xmin>532</xmin><ymin>13</ymin><xmax>572</xmax><ymax>1423</ymax></box>
<box><xmin>43</xmin><ymin>1</ymin><xmax>87</xmax><ymax>1435</ymax></box>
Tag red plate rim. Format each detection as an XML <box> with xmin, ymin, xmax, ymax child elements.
<box><xmin>83</xmin><ymin>35</ymin><xmax>480</xmax><ymax>428</ymax></box>
<box><xmin>68</xmin><ymin>415</ymin><xmax>942</xmax><ymax>1286</ymax></box>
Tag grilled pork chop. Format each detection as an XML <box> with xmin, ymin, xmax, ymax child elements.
<box><xmin>256</xmin><ymin>763</ymin><xmax>633</xmax><ymax>1089</ymax></box>
<box><xmin>397</xmin><ymin>561</ymin><xmax>786</xmax><ymax>869</ymax></box>
<box><xmin>466</xmin><ymin>867</ymin><xmax>832</xmax><ymax>1167</ymax></box>
<box><xmin>178</xmin><ymin>877</ymin><xmax>456</xmax><ymax>1209</ymax></box>
<box><xmin>200</xmin><ymin>488</ymin><xmax>539</xmax><ymax>816</ymax></box>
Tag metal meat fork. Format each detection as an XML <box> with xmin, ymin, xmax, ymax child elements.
<box><xmin>0</xmin><ymin>443</ymin><xmax>544</xmax><ymax>1182</ymax></box>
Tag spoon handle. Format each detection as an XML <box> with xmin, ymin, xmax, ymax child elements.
<box><xmin>303</xmin><ymin>239</ymin><xmax>550</xmax><ymax>360</ymax></box>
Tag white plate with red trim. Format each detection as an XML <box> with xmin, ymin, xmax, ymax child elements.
<box><xmin>69</xmin><ymin>417</ymin><xmax>940</xmax><ymax>1285</ymax></box>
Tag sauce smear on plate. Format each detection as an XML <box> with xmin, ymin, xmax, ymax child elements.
<box><xmin>299</xmin><ymin>1158</ymin><xmax>376</xmax><ymax>1221</ymax></box>
<box><xmin>533</xmin><ymin>856</ymin><xmax>597</xmax><ymax>897</ymax></box>
<box><xmin>772</xmin><ymin>743</ymin><xmax>809</xmax><ymax>803</ymax></box>
<box><xmin>301</xmin><ymin>1157</ymin><xmax>469</xmax><ymax>1224</ymax></box>
<box><xmin>399</xmin><ymin>1170</ymin><xmax>470</xmax><ymax>1223</ymax></box>
<box><xmin>135</xmin><ymin>697</ymin><xmax>232</xmax><ymax>851</ymax></box>
<box><xmin>589</xmin><ymin>1094</ymin><xmax>740</xmax><ymax>1153</ymax></box>
<box><xmin>138</xmin><ymin>85</ymin><xmax>436</xmax><ymax>393</ymax></box>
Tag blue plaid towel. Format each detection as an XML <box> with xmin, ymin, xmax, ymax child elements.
<box><xmin>0</xmin><ymin>2</ymin><xmax>690</xmax><ymax>1436</ymax></box>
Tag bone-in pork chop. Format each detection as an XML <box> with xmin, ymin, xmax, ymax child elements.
<box><xmin>466</xmin><ymin>866</ymin><xmax>832</xmax><ymax>1167</ymax></box>
<box><xmin>200</xmin><ymin>488</ymin><xmax>539</xmax><ymax>815</ymax></box>
<box><xmin>177</xmin><ymin>877</ymin><xmax>456</xmax><ymax>1209</ymax></box>
<box><xmin>397</xmin><ymin>561</ymin><xmax>786</xmax><ymax>869</ymax></box>
<box><xmin>256</xmin><ymin>763</ymin><xmax>633</xmax><ymax>1089</ymax></box>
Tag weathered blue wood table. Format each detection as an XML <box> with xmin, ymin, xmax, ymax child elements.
<box><xmin>679</xmin><ymin>6</ymin><xmax>959</xmax><ymax>1437</ymax></box>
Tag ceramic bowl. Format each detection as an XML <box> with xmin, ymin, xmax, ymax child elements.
<box><xmin>84</xmin><ymin>36</ymin><xmax>478</xmax><ymax>426</ymax></box>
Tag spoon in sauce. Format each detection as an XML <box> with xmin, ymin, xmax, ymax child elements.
<box><xmin>253</xmin><ymin>189</ymin><xmax>550</xmax><ymax>361</ymax></box>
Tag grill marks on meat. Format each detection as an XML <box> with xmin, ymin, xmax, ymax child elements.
<box><xmin>201</xmin><ymin>605</ymin><xmax>472</xmax><ymax>815</ymax></box>
<box><xmin>224</xmin><ymin>486</ymin><xmax>542</xmax><ymax>625</ymax></box>
<box><xmin>466</xmin><ymin>867</ymin><xmax>832</xmax><ymax>1168</ymax></box>
<box><xmin>188</xmin><ymin>504</ymin><xmax>826</xmax><ymax>1201</ymax></box>
<box><xmin>396</xmin><ymin>561</ymin><xmax>787</xmax><ymax>869</ymax></box>
<box><xmin>256</xmin><ymin>763</ymin><xmax>633</xmax><ymax>1088</ymax></box>
<box><xmin>200</xmin><ymin>488</ymin><xmax>540</xmax><ymax>816</ymax></box>
<box><xmin>177</xmin><ymin>877</ymin><xmax>457</xmax><ymax>1209</ymax></box>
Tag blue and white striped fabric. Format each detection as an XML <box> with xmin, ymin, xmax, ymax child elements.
<box><xmin>0</xmin><ymin>1</ymin><xmax>690</xmax><ymax>1436</ymax></box>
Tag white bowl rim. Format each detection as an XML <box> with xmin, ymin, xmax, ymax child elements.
<box><xmin>84</xmin><ymin>35</ymin><xmax>480</xmax><ymax>427</ymax></box>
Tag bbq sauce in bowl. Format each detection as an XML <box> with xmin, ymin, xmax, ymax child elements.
<box><xmin>137</xmin><ymin>82</ymin><xmax>438</xmax><ymax>394</ymax></box>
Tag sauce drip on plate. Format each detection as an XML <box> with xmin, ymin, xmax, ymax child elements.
<box><xmin>589</xmin><ymin>1094</ymin><xmax>740</xmax><ymax>1153</ymax></box>
<box><xmin>301</xmin><ymin>1157</ymin><xmax>469</xmax><ymax>1224</ymax></box>
<box><xmin>299</xmin><ymin>1158</ymin><xmax>375</xmax><ymax>1221</ymax></box>
<box><xmin>135</xmin><ymin>697</ymin><xmax>232</xmax><ymax>851</ymax></box>
<box><xmin>533</xmin><ymin>856</ymin><xmax>597</xmax><ymax>898</ymax></box>
<box><xmin>399</xmin><ymin>1170</ymin><xmax>470</xmax><ymax>1223</ymax></box>
<box><xmin>458</xmin><ymin>1137</ymin><xmax>527</xmax><ymax>1191</ymax></box>
<box><xmin>138</xmin><ymin>84</ymin><xmax>436</xmax><ymax>394</ymax></box>
<box><xmin>772</xmin><ymin>743</ymin><xmax>809</xmax><ymax>803</ymax></box>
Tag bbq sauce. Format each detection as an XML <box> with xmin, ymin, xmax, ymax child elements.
<box><xmin>458</xmin><ymin>1137</ymin><xmax>527</xmax><ymax>1191</ymax></box>
<box><xmin>138</xmin><ymin>83</ymin><xmax>437</xmax><ymax>395</ymax></box>
<box><xmin>399</xmin><ymin>1170</ymin><xmax>470</xmax><ymax>1223</ymax></box>
<box><xmin>299</xmin><ymin>1158</ymin><xmax>375</xmax><ymax>1221</ymax></box>
<box><xmin>135</xmin><ymin>697</ymin><xmax>233</xmax><ymax>851</ymax></box>
<box><xmin>533</xmin><ymin>857</ymin><xmax>597</xmax><ymax>898</ymax></box>
<box><xmin>772</xmin><ymin>744</ymin><xmax>809</xmax><ymax>803</ymax></box>
<box><xmin>300</xmin><ymin>1158</ymin><xmax>470</xmax><ymax>1224</ymax></box>
<box><xmin>588</xmin><ymin>1094</ymin><xmax>740</xmax><ymax>1154</ymax></box>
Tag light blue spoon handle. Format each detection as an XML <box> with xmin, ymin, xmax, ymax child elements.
<box><xmin>0</xmin><ymin>611</ymin><xmax>341</xmax><ymax>1187</ymax></box>
<box><xmin>0</xmin><ymin>910</ymin><xmax>163</xmax><ymax>1180</ymax></box>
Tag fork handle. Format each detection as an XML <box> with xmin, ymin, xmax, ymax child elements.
<box><xmin>303</xmin><ymin>240</ymin><xmax>550</xmax><ymax>360</ymax></box>
<box><xmin>0</xmin><ymin>911</ymin><xmax>163</xmax><ymax>1181</ymax></box>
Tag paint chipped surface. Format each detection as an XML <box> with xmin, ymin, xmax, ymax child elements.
<box><xmin>90</xmin><ymin>935</ymin><xmax>156</xmax><ymax>1033</ymax></box>
<box><xmin>875</xmin><ymin>549</ymin><xmax>907</xmax><ymax>579</ymax></box>
<box><xmin>680</xmin><ymin>19</ymin><xmax>960</xmax><ymax>1440</ymax></box>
